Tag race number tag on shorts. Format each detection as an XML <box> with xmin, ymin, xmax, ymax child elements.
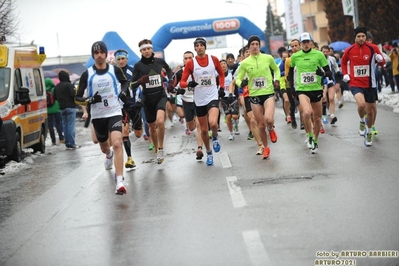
<box><xmin>301</xmin><ymin>72</ymin><xmax>317</xmax><ymax>84</ymax></box>
<box><xmin>198</xmin><ymin>75</ymin><xmax>213</xmax><ymax>87</ymax></box>
<box><xmin>354</xmin><ymin>65</ymin><xmax>370</xmax><ymax>77</ymax></box>
<box><xmin>252</xmin><ymin>77</ymin><xmax>266</xmax><ymax>89</ymax></box>
<box><xmin>146</xmin><ymin>74</ymin><xmax>162</xmax><ymax>88</ymax></box>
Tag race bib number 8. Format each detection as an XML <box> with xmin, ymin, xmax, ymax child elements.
<box><xmin>354</xmin><ymin>65</ymin><xmax>370</xmax><ymax>77</ymax></box>
<box><xmin>252</xmin><ymin>77</ymin><xmax>266</xmax><ymax>89</ymax></box>
<box><xmin>146</xmin><ymin>74</ymin><xmax>162</xmax><ymax>88</ymax></box>
<box><xmin>301</xmin><ymin>72</ymin><xmax>317</xmax><ymax>84</ymax></box>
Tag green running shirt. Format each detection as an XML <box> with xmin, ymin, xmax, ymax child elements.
<box><xmin>290</xmin><ymin>49</ymin><xmax>329</xmax><ymax>91</ymax></box>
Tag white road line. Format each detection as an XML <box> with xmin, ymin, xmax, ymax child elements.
<box><xmin>242</xmin><ymin>230</ymin><xmax>272</xmax><ymax>266</ymax></box>
<box><xmin>226</xmin><ymin>176</ymin><xmax>247</xmax><ymax>208</ymax></box>
<box><xmin>220</xmin><ymin>151</ymin><xmax>232</xmax><ymax>168</ymax></box>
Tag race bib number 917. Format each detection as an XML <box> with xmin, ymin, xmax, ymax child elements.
<box><xmin>301</xmin><ymin>72</ymin><xmax>317</xmax><ymax>84</ymax></box>
<box><xmin>354</xmin><ymin>65</ymin><xmax>370</xmax><ymax>77</ymax></box>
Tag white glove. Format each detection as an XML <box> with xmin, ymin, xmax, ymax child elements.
<box><xmin>375</xmin><ymin>54</ymin><xmax>383</xmax><ymax>63</ymax></box>
<box><xmin>343</xmin><ymin>74</ymin><xmax>350</xmax><ymax>82</ymax></box>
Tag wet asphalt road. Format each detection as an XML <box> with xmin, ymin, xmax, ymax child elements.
<box><xmin>1</xmin><ymin>101</ymin><xmax>399</xmax><ymax>266</ymax></box>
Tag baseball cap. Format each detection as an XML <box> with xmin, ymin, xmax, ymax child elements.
<box><xmin>299</xmin><ymin>32</ymin><xmax>312</xmax><ymax>42</ymax></box>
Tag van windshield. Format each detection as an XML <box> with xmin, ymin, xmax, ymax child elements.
<box><xmin>0</xmin><ymin>68</ymin><xmax>11</xmax><ymax>101</ymax></box>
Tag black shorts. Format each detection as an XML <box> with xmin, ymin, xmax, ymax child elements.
<box><xmin>123</xmin><ymin>107</ymin><xmax>143</xmax><ymax>131</ymax></box>
<box><xmin>142</xmin><ymin>90</ymin><xmax>167</xmax><ymax>123</ymax></box>
<box><xmin>249</xmin><ymin>93</ymin><xmax>275</xmax><ymax>105</ymax></box>
<box><xmin>244</xmin><ymin>97</ymin><xmax>252</xmax><ymax>112</ymax></box>
<box><xmin>221</xmin><ymin>97</ymin><xmax>239</xmax><ymax>115</ymax></box>
<box><xmin>182</xmin><ymin>100</ymin><xmax>196</xmax><ymax>122</ymax></box>
<box><xmin>196</xmin><ymin>100</ymin><xmax>219</xmax><ymax>117</ymax></box>
<box><xmin>92</xmin><ymin>115</ymin><xmax>122</xmax><ymax>143</ymax></box>
<box><xmin>297</xmin><ymin>90</ymin><xmax>323</xmax><ymax>103</ymax></box>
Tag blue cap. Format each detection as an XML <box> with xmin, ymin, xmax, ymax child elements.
<box><xmin>114</xmin><ymin>49</ymin><xmax>128</xmax><ymax>59</ymax></box>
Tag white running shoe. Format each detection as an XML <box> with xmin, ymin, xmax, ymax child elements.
<box><xmin>256</xmin><ymin>145</ymin><xmax>264</xmax><ymax>155</ymax></box>
<box><xmin>228</xmin><ymin>134</ymin><xmax>234</xmax><ymax>140</ymax></box>
<box><xmin>115</xmin><ymin>182</ymin><xmax>127</xmax><ymax>195</ymax></box>
<box><xmin>157</xmin><ymin>149</ymin><xmax>164</xmax><ymax>164</ymax></box>
<box><xmin>104</xmin><ymin>149</ymin><xmax>114</xmax><ymax>170</ymax></box>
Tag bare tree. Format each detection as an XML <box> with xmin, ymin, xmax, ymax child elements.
<box><xmin>0</xmin><ymin>0</ymin><xmax>18</xmax><ymax>41</ymax></box>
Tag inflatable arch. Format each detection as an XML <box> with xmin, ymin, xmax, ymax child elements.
<box><xmin>151</xmin><ymin>16</ymin><xmax>267</xmax><ymax>58</ymax></box>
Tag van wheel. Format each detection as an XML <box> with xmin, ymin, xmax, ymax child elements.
<box><xmin>33</xmin><ymin>128</ymin><xmax>46</xmax><ymax>154</ymax></box>
<box><xmin>10</xmin><ymin>132</ymin><xmax>22</xmax><ymax>162</ymax></box>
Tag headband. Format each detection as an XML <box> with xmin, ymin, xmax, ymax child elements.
<box><xmin>140</xmin><ymin>44</ymin><xmax>153</xmax><ymax>50</ymax></box>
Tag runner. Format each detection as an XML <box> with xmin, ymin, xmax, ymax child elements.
<box><xmin>179</xmin><ymin>37</ymin><xmax>225</xmax><ymax>166</ymax></box>
<box><xmin>235</xmin><ymin>35</ymin><xmax>281</xmax><ymax>159</ymax></box>
<box><xmin>341</xmin><ymin>26</ymin><xmax>385</xmax><ymax>146</ymax></box>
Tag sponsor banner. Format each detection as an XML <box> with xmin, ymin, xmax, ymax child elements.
<box><xmin>284</xmin><ymin>0</ymin><xmax>304</xmax><ymax>40</ymax></box>
<box><xmin>342</xmin><ymin>0</ymin><xmax>354</xmax><ymax>16</ymax></box>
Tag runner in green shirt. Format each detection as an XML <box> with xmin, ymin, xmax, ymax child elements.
<box><xmin>289</xmin><ymin>32</ymin><xmax>332</xmax><ymax>154</ymax></box>
<box><xmin>235</xmin><ymin>35</ymin><xmax>281</xmax><ymax>160</ymax></box>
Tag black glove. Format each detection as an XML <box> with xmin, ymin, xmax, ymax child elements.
<box><xmin>325</xmin><ymin>71</ymin><xmax>333</xmax><ymax>80</ymax></box>
<box><xmin>167</xmin><ymin>82</ymin><xmax>175</xmax><ymax>93</ymax></box>
<box><xmin>315</xmin><ymin>67</ymin><xmax>325</xmax><ymax>76</ymax></box>
<box><xmin>176</xmin><ymin>88</ymin><xmax>186</xmax><ymax>95</ymax></box>
<box><xmin>240</xmin><ymin>79</ymin><xmax>248</xmax><ymax>88</ymax></box>
<box><xmin>118</xmin><ymin>90</ymin><xmax>129</xmax><ymax>104</ymax></box>
<box><xmin>137</xmin><ymin>75</ymin><xmax>150</xmax><ymax>84</ymax></box>
<box><xmin>228</xmin><ymin>93</ymin><xmax>235</xmax><ymax>103</ymax></box>
<box><xmin>87</xmin><ymin>91</ymin><xmax>102</xmax><ymax>105</ymax></box>
<box><xmin>218</xmin><ymin>88</ymin><xmax>225</xmax><ymax>98</ymax></box>
<box><xmin>274</xmin><ymin>80</ymin><xmax>280</xmax><ymax>91</ymax></box>
<box><xmin>188</xmin><ymin>80</ymin><xmax>198</xmax><ymax>88</ymax></box>
<box><xmin>134</xmin><ymin>100</ymin><xmax>143</xmax><ymax>108</ymax></box>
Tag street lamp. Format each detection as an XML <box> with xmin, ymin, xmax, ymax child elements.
<box><xmin>225</xmin><ymin>0</ymin><xmax>253</xmax><ymax>47</ymax></box>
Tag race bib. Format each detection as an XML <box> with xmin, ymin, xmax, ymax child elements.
<box><xmin>301</xmin><ymin>72</ymin><xmax>317</xmax><ymax>84</ymax></box>
<box><xmin>252</xmin><ymin>77</ymin><xmax>266</xmax><ymax>89</ymax></box>
<box><xmin>198</xmin><ymin>75</ymin><xmax>213</xmax><ymax>87</ymax></box>
<box><xmin>146</xmin><ymin>74</ymin><xmax>162</xmax><ymax>88</ymax></box>
<box><xmin>353</xmin><ymin>65</ymin><xmax>370</xmax><ymax>77</ymax></box>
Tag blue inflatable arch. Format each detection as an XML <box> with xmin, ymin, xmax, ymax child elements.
<box><xmin>151</xmin><ymin>16</ymin><xmax>267</xmax><ymax>57</ymax></box>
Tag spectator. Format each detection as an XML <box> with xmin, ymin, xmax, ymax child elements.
<box><xmin>54</xmin><ymin>71</ymin><xmax>80</xmax><ymax>149</ymax></box>
<box><xmin>45</xmin><ymin>78</ymin><xmax>65</xmax><ymax>146</ymax></box>
<box><xmin>389</xmin><ymin>42</ymin><xmax>399</xmax><ymax>93</ymax></box>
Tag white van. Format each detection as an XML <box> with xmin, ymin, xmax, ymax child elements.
<box><xmin>0</xmin><ymin>44</ymin><xmax>48</xmax><ymax>162</ymax></box>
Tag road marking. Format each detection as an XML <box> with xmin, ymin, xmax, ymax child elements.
<box><xmin>242</xmin><ymin>230</ymin><xmax>272</xmax><ymax>266</ymax></box>
<box><xmin>220</xmin><ymin>151</ymin><xmax>232</xmax><ymax>168</ymax></box>
<box><xmin>226</xmin><ymin>176</ymin><xmax>246</xmax><ymax>208</ymax></box>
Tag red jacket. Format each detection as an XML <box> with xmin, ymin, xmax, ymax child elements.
<box><xmin>341</xmin><ymin>42</ymin><xmax>385</xmax><ymax>89</ymax></box>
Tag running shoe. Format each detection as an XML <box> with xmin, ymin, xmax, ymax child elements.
<box><xmin>338</xmin><ymin>101</ymin><xmax>344</xmax><ymax>109</ymax></box>
<box><xmin>300</xmin><ymin>121</ymin><xmax>305</xmax><ymax>130</ymax></box>
<box><xmin>291</xmin><ymin>119</ymin><xmax>297</xmax><ymax>129</ymax></box>
<box><xmin>247</xmin><ymin>131</ymin><xmax>254</xmax><ymax>140</ymax></box>
<box><xmin>311</xmin><ymin>143</ymin><xmax>318</xmax><ymax>154</ymax></box>
<box><xmin>228</xmin><ymin>134</ymin><xmax>234</xmax><ymax>140</ymax></box>
<box><xmin>256</xmin><ymin>145</ymin><xmax>264</xmax><ymax>155</ymax></box>
<box><xmin>262</xmin><ymin>146</ymin><xmax>270</xmax><ymax>159</ymax></box>
<box><xmin>359</xmin><ymin>121</ymin><xmax>366</xmax><ymax>136</ymax></box>
<box><xmin>125</xmin><ymin>156</ymin><xmax>136</xmax><ymax>168</ymax></box>
<box><xmin>157</xmin><ymin>149</ymin><xmax>164</xmax><ymax>164</ymax></box>
<box><xmin>208</xmin><ymin>130</ymin><xmax>212</xmax><ymax>139</ymax></box>
<box><xmin>233</xmin><ymin>120</ymin><xmax>240</xmax><ymax>135</ymax></box>
<box><xmin>331</xmin><ymin>116</ymin><xmax>337</xmax><ymax>125</ymax></box>
<box><xmin>115</xmin><ymin>181</ymin><xmax>127</xmax><ymax>195</ymax></box>
<box><xmin>269</xmin><ymin>128</ymin><xmax>278</xmax><ymax>143</ymax></box>
<box><xmin>286</xmin><ymin>116</ymin><xmax>292</xmax><ymax>124</ymax></box>
<box><xmin>307</xmin><ymin>137</ymin><xmax>314</xmax><ymax>149</ymax></box>
<box><xmin>206</xmin><ymin>152</ymin><xmax>214</xmax><ymax>166</ymax></box>
<box><xmin>179</xmin><ymin>118</ymin><xmax>185</xmax><ymax>124</ymax></box>
<box><xmin>148</xmin><ymin>143</ymin><xmax>154</xmax><ymax>150</ymax></box>
<box><xmin>322</xmin><ymin>115</ymin><xmax>328</xmax><ymax>124</ymax></box>
<box><xmin>104</xmin><ymin>149</ymin><xmax>114</xmax><ymax>170</ymax></box>
<box><xmin>143</xmin><ymin>134</ymin><xmax>149</xmax><ymax>141</ymax></box>
<box><xmin>371</xmin><ymin>126</ymin><xmax>378</xmax><ymax>135</ymax></box>
<box><xmin>364</xmin><ymin>132</ymin><xmax>373</xmax><ymax>146</ymax></box>
<box><xmin>212</xmin><ymin>138</ymin><xmax>221</xmax><ymax>152</ymax></box>
<box><xmin>52</xmin><ymin>142</ymin><xmax>57</xmax><ymax>146</ymax></box>
<box><xmin>185</xmin><ymin>128</ymin><xmax>191</xmax><ymax>135</ymax></box>
<box><xmin>320</xmin><ymin>125</ymin><xmax>325</xmax><ymax>134</ymax></box>
<box><xmin>196</xmin><ymin>148</ymin><xmax>204</xmax><ymax>160</ymax></box>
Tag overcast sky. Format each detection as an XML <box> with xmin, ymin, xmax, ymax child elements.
<box><xmin>13</xmin><ymin>0</ymin><xmax>285</xmax><ymax>63</ymax></box>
